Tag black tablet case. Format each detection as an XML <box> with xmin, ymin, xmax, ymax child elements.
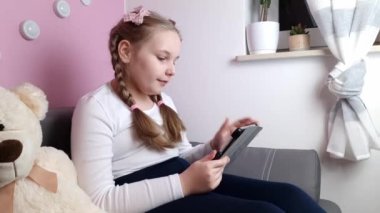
<box><xmin>214</xmin><ymin>125</ymin><xmax>263</xmax><ymax>160</ymax></box>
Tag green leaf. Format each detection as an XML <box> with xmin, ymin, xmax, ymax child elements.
<box><xmin>260</xmin><ymin>0</ymin><xmax>271</xmax><ymax>8</ymax></box>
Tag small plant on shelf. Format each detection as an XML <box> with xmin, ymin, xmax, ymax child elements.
<box><xmin>289</xmin><ymin>23</ymin><xmax>309</xmax><ymax>35</ymax></box>
<box><xmin>288</xmin><ymin>23</ymin><xmax>310</xmax><ymax>51</ymax></box>
<box><xmin>260</xmin><ymin>0</ymin><xmax>271</xmax><ymax>21</ymax></box>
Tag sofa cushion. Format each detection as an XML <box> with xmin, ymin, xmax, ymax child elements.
<box><xmin>224</xmin><ymin>147</ymin><xmax>321</xmax><ymax>202</ymax></box>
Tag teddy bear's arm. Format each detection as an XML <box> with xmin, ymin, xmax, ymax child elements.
<box><xmin>34</xmin><ymin>146</ymin><xmax>77</xmax><ymax>183</ymax></box>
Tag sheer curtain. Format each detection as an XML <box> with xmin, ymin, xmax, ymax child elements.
<box><xmin>306</xmin><ymin>0</ymin><xmax>380</xmax><ymax>160</ymax></box>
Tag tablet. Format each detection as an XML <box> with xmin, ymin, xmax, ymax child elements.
<box><xmin>213</xmin><ymin>125</ymin><xmax>262</xmax><ymax>160</ymax></box>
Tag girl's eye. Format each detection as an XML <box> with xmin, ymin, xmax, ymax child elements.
<box><xmin>174</xmin><ymin>58</ymin><xmax>179</xmax><ymax>65</ymax></box>
<box><xmin>157</xmin><ymin>56</ymin><xmax>167</xmax><ymax>61</ymax></box>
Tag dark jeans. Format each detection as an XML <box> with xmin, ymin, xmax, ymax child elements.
<box><xmin>115</xmin><ymin>157</ymin><xmax>325</xmax><ymax>213</ymax></box>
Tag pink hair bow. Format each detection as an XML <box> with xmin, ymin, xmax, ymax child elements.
<box><xmin>124</xmin><ymin>6</ymin><xmax>150</xmax><ymax>25</ymax></box>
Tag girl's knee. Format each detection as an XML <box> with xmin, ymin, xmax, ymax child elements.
<box><xmin>280</xmin><ymin>182</ymin><xmax>311</xmax><ymax>199</ymax></box>
<box><xmin>278</xmin><ymin>183</ymin><xmax>325</xmax><ymax>212</ymax></box>
<box><xmin>253</xmin><ymin>201</ymin><xmax>285</xmax><ymax>213</ymax></box>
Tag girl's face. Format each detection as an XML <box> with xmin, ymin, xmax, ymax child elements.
<box><xmin>126</xmin><ymin>30</ymin><xmax>181</xmax><ymax>97</ymax></box>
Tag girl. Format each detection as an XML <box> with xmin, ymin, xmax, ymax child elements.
<box><xmin>71</xmin><ymin>6</ymin><xmax>325</xmax><ymax>213</ymax></box>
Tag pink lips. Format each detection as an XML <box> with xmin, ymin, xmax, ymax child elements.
<box><xmin>158</xmin><ymin>79</ymin><xmax>168</xmax><ymax>86</ymax></box>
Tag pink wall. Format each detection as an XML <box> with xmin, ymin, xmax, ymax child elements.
<box><xmin>0</xmin><ymin>1</ymin><xmax>123</xmax><ymax>107</ymax></box>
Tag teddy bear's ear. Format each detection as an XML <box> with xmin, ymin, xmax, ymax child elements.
<box><xmin>12</xmin><ymin>83</ymin><xmax>49</xmax><ymax>120</ymax></box>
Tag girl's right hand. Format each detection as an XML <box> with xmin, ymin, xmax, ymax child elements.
<box><xmin>179</xmin><ymin>150</ymin><xmax>230</xmax><ymax>196</ymax></box>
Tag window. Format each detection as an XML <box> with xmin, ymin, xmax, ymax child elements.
<box><xmin>279</xmin><ymin>0</ymin><xmax>317</xmax><ymax>31</ymax></box>
<box><xmin>277</xmin><ymin>0</ymin><xmax>325</xmax><ymax>49</ymax></box>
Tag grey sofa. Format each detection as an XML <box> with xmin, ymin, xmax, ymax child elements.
<box><xmin>41</xmin><ymin>107</ymin><xmax>340</xmax><ymax>212</ymax></box>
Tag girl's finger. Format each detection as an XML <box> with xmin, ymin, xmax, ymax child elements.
<box><xmin>209</xmin><ymin>156</ymin><xmax>230</xmax><ymax>167</ymax></box>
<box><xmin>234</xmin><ymin>117</ymin><xmax>258</xmax><ymax>128</ymax></box>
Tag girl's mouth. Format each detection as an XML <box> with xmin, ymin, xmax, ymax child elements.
<box><xmin>158</xmin><ymin>80</ymin><xmax>168</xmax><ymax>86</ymax></box>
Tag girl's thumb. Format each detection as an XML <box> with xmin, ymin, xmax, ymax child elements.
<box><xmin>220</xmin><ymin>118</ymin><xmax>230</xmax><ymax>131</ymax></box>
<box><xmin>201</xmin><ymin>150</ymin><xmax>217</xmax><ymax>161</ymax></box>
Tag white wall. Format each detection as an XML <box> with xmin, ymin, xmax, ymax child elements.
<box><xmin>126</xmin><ymin>1</ymin><xmax>380</xmax><ymax>212</ymax></box>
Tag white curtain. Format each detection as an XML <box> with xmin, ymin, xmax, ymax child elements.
<box><xmin>306</xmin><ymin>0</ymin><xmax>380</xmax><ymax>161</ymax></box>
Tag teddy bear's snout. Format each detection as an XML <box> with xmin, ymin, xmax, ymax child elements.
<box><xmin>0</xmin><ymin>139</ymin><xmax>23</xmax><ymax>163</ymax></box>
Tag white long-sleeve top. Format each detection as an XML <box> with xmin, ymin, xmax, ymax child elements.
<box><xmin>71</xmin><ymin>82</ymin><xmax>212</xmax><ymax>213</ymax></box>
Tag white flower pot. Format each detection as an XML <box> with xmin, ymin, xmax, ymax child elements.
<box><xmin>246</xmin><ymin>21</ymin><xmax>279</xmax><ymax>54</ymax></box>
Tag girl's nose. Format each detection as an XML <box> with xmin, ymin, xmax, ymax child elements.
<box><xmin>166</xmin><ymin>65</ymin><xmax>175</xmax><ymax>76</ymax></box>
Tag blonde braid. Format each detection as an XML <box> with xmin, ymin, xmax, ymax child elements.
<box><xmin>155</xmin><ymin>95</ymin><xmax>186</xmax><ymax>143</ymax></box>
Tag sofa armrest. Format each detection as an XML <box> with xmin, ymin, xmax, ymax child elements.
<box><xmin>224</xmin><ymin>147</ymin><xmax>321</xmax><ymax>202</ymax></box>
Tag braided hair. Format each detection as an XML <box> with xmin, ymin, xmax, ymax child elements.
<box><xmin>108</xmin><ymin>11</ymin><xmax>185</xmax><ymax>151</ymax></box>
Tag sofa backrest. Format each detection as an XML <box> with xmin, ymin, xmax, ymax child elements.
<box><xmin>41</xmin><ymin>107</ymin><xmax>74</xmax><ymax>158</ymax></box>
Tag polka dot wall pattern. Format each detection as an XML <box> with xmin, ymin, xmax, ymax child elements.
<box><xmin>53</xmin><ymin>0</ymin><xmax>72</xmax><ymax>18</ymax></box>
<box><xmin>4</xmin><ymin>0</ymin><xmax>92</xmax><ymax>63</ymax></box>
<box><xmin>3</xmin><ymin>0</ymin><xmax>94</xmax><ymax>60</ymax></box>
<box><xmin>18</xmin><ymin>0</ymin><xmax>92</xmax><ymax>41</ymax></box>
<box><xmin>1</xmin><ymin>1</ymin><xmax>120</xmax><ymax>107</ymax></box>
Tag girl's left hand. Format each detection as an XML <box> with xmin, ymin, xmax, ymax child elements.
<box><xmin>210</xmin><ymin>117</ymin><xmax>258</xmax><ymax>151</ymax></box>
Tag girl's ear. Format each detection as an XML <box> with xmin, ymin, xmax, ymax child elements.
<box><xmin>118</xmin><ymin>40</ymin><xmax>132</xmax><ymax>63</ymax></box>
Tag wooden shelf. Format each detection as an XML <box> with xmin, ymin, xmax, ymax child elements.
<box><xmin>235</xmin><ymin>45</ymin><xmax>380</xmax><ymax>62</ymax></box>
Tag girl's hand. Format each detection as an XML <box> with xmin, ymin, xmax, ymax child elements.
<box><xmin>179</xmin><ymin>150</ymin><xmax>230</xmax><ymax>196</ymax></box>
<box><xmin>210</xmin><ymin>117</ymin><xmax>258</xmax><ymax>151</ymax></box>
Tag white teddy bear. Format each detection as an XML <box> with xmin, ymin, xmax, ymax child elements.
<box><xmin>0</xmin><ymin>83</ymin><xmax>105</xmax><ymax>213</ymax></box>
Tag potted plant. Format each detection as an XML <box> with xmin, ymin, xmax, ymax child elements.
<box><xmin>259</xmin><ymin>0</ymin><xmax>271</xmax><ymax>21</ymax></box>
<box><xmin>246</xmin><ymin>0</ymin><xmax>279</xmax><ymax>54</ymax></box>
<box><xmin>288</xmin><ymin>23</ymin><xmax>310</xmax><ymax>51</ymax></box>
